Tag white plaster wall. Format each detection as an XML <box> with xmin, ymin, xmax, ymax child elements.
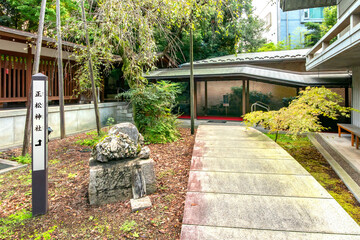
<box><xmin>352</xmin><ymin>66</ymin><xmax>360</xmax><ymax>127</ymax></box>
<box><xmin>0</xmin><ymin>102</ymin><xmax>132</xmax><ymax>149</ymax></box>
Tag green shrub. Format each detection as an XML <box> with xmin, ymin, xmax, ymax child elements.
<box><xmin>11</xmin><ymin>154</ymin><xmax>31</xmax><ymax>164</ymax></box>
<box><xmin>76</xmin><ymin>130</ymin><xmax>106</xmax><ymax>147</ymax></box>
<box><xmin>106</xmin><ymin>117</ymin><xmax>115</xmax><ymax>126</ymax></box>
<box><xmin>118</xmin><ymin>81</ymin><xmax>181</xmax><ymax>143</ymax></box>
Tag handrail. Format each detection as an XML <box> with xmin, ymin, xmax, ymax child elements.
<box><xmin>251</xmin><ymin>101</ymin><xmax>270</xmax><ymax>112</ymax></box>
<box><xmin>307</xmin><ymin>1</ymin><xmax>360</xmax><ymax>61</ymax></box>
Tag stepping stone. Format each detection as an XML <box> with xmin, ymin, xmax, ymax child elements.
<box><xmin>130</xmin><ymin>196</ymin><xmax>152</xmax><ymax>212</ymax></box>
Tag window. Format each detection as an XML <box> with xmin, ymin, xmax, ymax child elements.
<box><xmin>309</xmin><ymin>7</ymin><xmax>324</xmax><ymax>19</ymax></box>
<box><xmin>265</xmin><ymin>12</ymin><xmax>272</xmax><ymax>29</ymax></box>
<box><xmin>304</xmin><ymin>9</ymin><xmax>309</xmax><ymax>19</ymax></box>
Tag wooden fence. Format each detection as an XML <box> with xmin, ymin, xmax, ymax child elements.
<box><xmin>0</xmin><ymin>50</ymin><xmax>78</xmax><ymax>103</ymax></box>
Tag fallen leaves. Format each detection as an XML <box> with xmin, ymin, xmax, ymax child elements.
<box><xmin>0</xmin><ymin>128</ymin><xmax>196</xmax><ymax>239</ymax></box>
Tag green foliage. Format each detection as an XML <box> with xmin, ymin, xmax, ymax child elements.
<box><xmin>0</xmin><ymin>209</ymin><xmax>32</xmax><ymax>238</ymax></box>
<box><xmin>118</xmin><ymin>81</ymin><xmax>181</xmax><ymax>143</ymax></box>
<box><xmin>156</xmin><ymin>0</ymin><xmax>266</xmax><ymax>63</ymax></box>
<box><xmin>106</xmin><ymin>117</ymin><xmax>115</xmax><ymax>127</ymax></box>
<box><xmin>32</xmin><ymin>225</ymin><xmax>57</xmax><ymax>240</ymax></box>
<box><xmin>305</xmin><ymin>6</ymin><xmax>337</xmax><ymax>46</ymax></box>
<box><xmin>62</xmin><ymin>0</ymin><xmax>266</xmax><ymax>90</ymax></box>
<box><xmin>76</xmin><ymin>130</ymin><xmax>106</xmax><ymax>147</ymax></box>
<box><xmin>120</xmin><ymin>220</ymin><xmax>137</xmax><ymax>233</ymax></box>
<box><xmin>244</xmin><ymin>87</ymin><xmax>353</xmax><ymax>140</ymax></box>
<box><xmin>0</xmin><ymin>0</ymin><xmax>78</xmax><ymax>32</ymax></box>
<box><xmin>11</xmin><ymin>153</ymin><xmax>31</xmax><ymax>164</ymax></box>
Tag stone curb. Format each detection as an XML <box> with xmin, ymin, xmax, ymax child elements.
<box><xmin>308</xmin><ymin>133</ymin><xmax>360</xmax><ymax>203</ymax></box>
<box><xmin>0</xmin><ymin>158</ymin><xmax>27</xmax><ymax>175</ymax></box>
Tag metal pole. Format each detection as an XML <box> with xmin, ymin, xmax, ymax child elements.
<box><xmin>56</xmin><ymin>0</ymin><xmax>65</xmax><ymax>139</ymax></box>
<box><xmin>190</xmin><ymin>22</ymin><xmax>195</xmax><ymax>135</ymax></box>
<box><xmin>81</xmin><ymin>0</ymin><xmax>101</xmax><ymax>135</ymax></box>
<box><xmin>22</xmin><ymin>0</ymin><xmax>47</xmax><ymax>156</ymax></box>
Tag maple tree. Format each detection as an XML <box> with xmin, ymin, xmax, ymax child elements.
<box><xmin>243</xmin><ymin>87</ymin><xmax>353</xmax><ymax>141</ymax></box>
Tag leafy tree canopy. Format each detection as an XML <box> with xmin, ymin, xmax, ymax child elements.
<box><xmin>61</xmin><ymin>0</ymin><xmax>265</xmax><ymax>89</ymax></box>
<box><xmin>243</xmin><ymin>87</ymin><xmax>352</xmax><ymax>141</ymax></box>
<box><xmin>0</xmin><ymin>0</ymin><xmax>78</xmax><ymax>32</ymax></box>
<box><xmin>156</xmin><ymin>0</ymin><xmax>265</xmax><ymax>63</ymax></box>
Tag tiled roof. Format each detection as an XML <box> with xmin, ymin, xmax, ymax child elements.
<box><xmin>181</xmin><ymin>49</ymin><xmax>309</xmax><ymax>67</ymax></box>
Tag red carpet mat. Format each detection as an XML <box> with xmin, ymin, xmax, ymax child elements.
<box><xmin>178</xmin><ymin>115</ymin><xmax>243</xmax><ymax>121</ymax></box>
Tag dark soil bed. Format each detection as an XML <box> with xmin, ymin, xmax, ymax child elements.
<box><xmin>0</xmin><ymin>128</ymin><xmax>196</xmax><ymax>239</ymax></box>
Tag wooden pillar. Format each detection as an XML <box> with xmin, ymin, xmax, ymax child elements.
<box><xmin>194</xmin><ymin>79</ymin><xmax>197</xmax><ymax>118</ymax></box>
<box><xmin>345</xmin><ymin>86</ymin><xmax>349</xmax><ymax>107</ymax></box>
<box><xmin>204</xmin><ymin>80</ymin><xmax>208</xmax><ymax>116</ymax></box>
<box><xmin>246</xmin><ymin>80</ymin><xmax>250</xmax><ymax>113</ymax></box>
<box><xmin>242</xmin><ymin>80</ymin><xmax>246</xmax><ymax>116</ymax></box>
<box><xmin>26</xmin><ymin>46</ymin><xmax>33</xmax><ymax>100</ymax></box>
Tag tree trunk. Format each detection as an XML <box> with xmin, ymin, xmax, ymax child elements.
<box><xmin>81</xmin><ymin>0</ymin><xmax>101</xmax><ymax>136</ymax></box>
<box><xmin>275</xmin><ymin>131</ymin><xmax>279</xmax><ymax>142</ymax></box>
<box><xmin>56</xmin><ymin>0</ymin><xmax>65</xmax><ymax>139</ymax></box>
<box><xmin>22</xmin><ymin>0</ymin><xmax>47</xmax><ymax>156</ymax></box>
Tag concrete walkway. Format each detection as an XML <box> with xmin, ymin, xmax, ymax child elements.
<box><xmin>181</xmin><ymin>125</ymin><xmax>360</xmax><ymax>239</ymax></box>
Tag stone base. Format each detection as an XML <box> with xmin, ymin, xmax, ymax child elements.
<box><xmin>88</xmin><ymin>157</ymin><xmax>156</xmax><ymax>205</ymax></box>
<box><xmin>130</xmin><ymin>196</ymin><xmax>152</xmax><ymax>212</ymax></box>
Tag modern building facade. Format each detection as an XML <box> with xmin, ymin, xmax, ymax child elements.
<box><xmin>281</xmin><ymin>0</ymin><xmax>360</xmax><ymax>127</ymax></box>
<box><xmin>253</xmin><ymin>0</ymin><xmax>325</xmax><ymax>45</ymax></box>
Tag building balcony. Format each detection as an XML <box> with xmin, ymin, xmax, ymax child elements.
<box><xmin>306</xmin><ymin>1</ymin><xmax>360</xmax><ymax>71</ymax></box>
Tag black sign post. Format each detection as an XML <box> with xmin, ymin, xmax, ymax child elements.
<box><xmin>31</xmin><ymin>73</ymin><xmax>48</xmax><ymax>216</ymax></box>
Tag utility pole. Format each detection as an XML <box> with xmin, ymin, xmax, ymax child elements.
<box><xmin>22</xmin><ymin>0</ymin><xmax>47</xmax><ymax>156</ymax></box>
<box><xmin>56</xmin><ymin>0</ymin><xmax>65</xmax><ymax>139</ymax></box>
<box><xmin>81</xmin><ymin>0</ymin><xmax>101</xmax><ymax>135</ymax></box>
<box><xmin>190</xmin><ymin>18</ymin><xmax>195</xmax><ymax>135</ymax></box>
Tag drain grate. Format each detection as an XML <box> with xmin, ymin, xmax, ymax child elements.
<box><xmin>207</xmin><ymin>120</ymin><xmax>227</xmax><ymax>123</ymax></box>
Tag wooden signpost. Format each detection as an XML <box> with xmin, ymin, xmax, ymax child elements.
<box><xmin>32</xmin><ymin>73</ymin><xmax>48</xmax><ymax>216</ymax></box>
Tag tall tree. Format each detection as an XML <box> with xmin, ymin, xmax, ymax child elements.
<box><xmin>305</xmin><ymin>6</ymin><xmax>337</xmax><ymax>46</ymax></box>
<box><xmin>22</xmin><ymin>0</ymin><xmax>47</xmax><ymax>156</ymax></box>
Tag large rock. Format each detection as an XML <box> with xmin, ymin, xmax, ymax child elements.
<box><xmin>93</xmin><ymin>122</ymin><xmax>150</xmax><ymax>162</ymax></box>
<box><xmin>88</xmin><ymin>157</ymin><xmax>156</xmax><ymax>205</ymax></box>
<box><xmin>138</xmin><ymin>146</ymin><xmax>150</xmax><ymax>159</ymax></box>
<box><xmin>93</xmin><ymin>133</ymin><xmax>139</xmax><ymax>162</ymax></box>
<box><xmin>108</xmin><ymin>122</ymin><xmax>141</xmax><ymax>145</ymax></box>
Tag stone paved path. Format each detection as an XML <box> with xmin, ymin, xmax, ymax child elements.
<box><xmin>180</xmin><ymin>125</ymin><xmax>360</xmax><ymax>239</ymax></box>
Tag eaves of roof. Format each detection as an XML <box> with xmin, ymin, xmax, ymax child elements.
<box><xmin>0</xmin><ymin>25</ymin><xmax>83</xmax><ymax>49</ymax></box>
<box><xmin>144</xmin><ymin>65</ymin><xmax>351</xmax><ymax>88</ymax></box>
<box><xmin>280</xmin><ymin>0</ymin><xmax>337</xmax><ymax>11</ymax></box>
